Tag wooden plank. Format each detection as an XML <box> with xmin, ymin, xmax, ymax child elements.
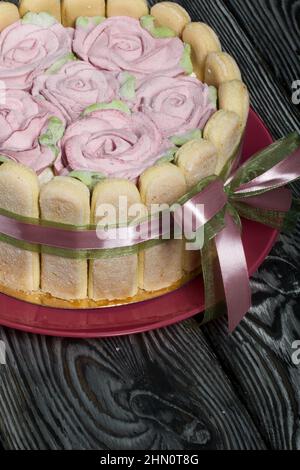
<box><xmin>0</xmin><ymin>323</ymin><xmax>266</xmax><ymax>449</ymax></box>
<box><xmin>202</xmin><ymin>225</ymin><xmax>300</xmax><ymax>449</ymax></box>
<box><xmin>226</xmin><ymin>0</ymin><xmax>300</xmax><ymax>106</ymax></box>
<box><xmin>183</xmin><ymin>0</ymin><xmax>300</xmax><ymax>137</ymax></box>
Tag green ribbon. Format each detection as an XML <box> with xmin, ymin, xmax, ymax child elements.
<box><xmin>0</xmin><ymin>178</ymin><xmax>225</xmax><ymax>260</ymax></box>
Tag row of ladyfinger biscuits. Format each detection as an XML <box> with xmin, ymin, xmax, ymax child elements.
<box><xmin>3</xmin><ymin>0</ymin><xmax>241</xmax><ymax>89</ymax></box>
<box><xmin>0</xmin><ymin>78</ymin><xmax>249</xmax><ymax>302</ymax></box>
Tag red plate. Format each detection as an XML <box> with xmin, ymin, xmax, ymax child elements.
<box><xmin>0</xmin><ymin>110</ymin><xmax>275</xmax><ymax>337</ymax></box>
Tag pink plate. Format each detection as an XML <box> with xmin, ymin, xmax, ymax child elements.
<box><xmin>0</xmin><ymin>109</ymin><xmax>275</xmax><ymax>337</ymax></box>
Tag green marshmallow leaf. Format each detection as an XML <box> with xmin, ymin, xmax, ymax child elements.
<box><xmin>68</xmin><ymin>171</ymin><xmax>106</xmax><ymax>190</ymax></box>
<box><xmin>209</xmin><ymin>86</ymin><xmax>218</xmax><ymax>108</ymax></box>
<box><xmin>21</xmin><ymin>12</ymin><xmax>57</xmax><ymax>27</ymax></box>
<box><xmin>76</xmin><ymin>16</ymin><xmax>105</xmax><ymax>28</ymax></box>
<box><xmin>39</xmin><ymin>117</ymin><xmax>65</xmax><ymax>157</ymax></box>
<box><xmin>0</xmin><ymin>155</ymin><xmax>10</xmax><ymax>164</ymax></box>
<box><xmin>93</xmin><ymin>16</ymin><xmax>106</xmax><ymax>25</ymax></box>
<box><xmin>83</xmin><ymin>100</ymin><xmax>131</xmax><ymax>116</ymax></box>
<box><xmin>119</xmin><ymin>73</ymin><xmax>136</xmax><ymax>101</ymax></box>
<box><xmin>156</xmin><ymin>147</ymin><xmax>178</xmax><ymax>165</ymax></box>
<box><xmin>180</xmin><ymin>44</ymin><xmax>193</xmax><ymax>75</ymax></box>
<box><xmin>140</xmin><ymin>15</ymin><xmax>176</xmax><ymax>38</ymax></box>
<box><xmin>46</xmin><ymin>53</ymin><xmax>77</xmax><ymax>74</ymax></box>
<box><xmin>170</xmin><ymin>129</ymin><xmax>202</xmax><ymax>146</ymax></box>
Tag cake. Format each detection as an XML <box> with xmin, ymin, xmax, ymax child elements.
<box><xmin>0</xmin><ymin>0</ymin><xmax>249</xmax><ymax>305</ymax></box>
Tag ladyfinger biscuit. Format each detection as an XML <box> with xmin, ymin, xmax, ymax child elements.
<box><xmin>0</xmin><ymin>2</ymin><xmax>20</xmax><ymax>32</ymax></box>
<box><xmin>182</xmin><ymin>22</ymin><xmax>221</xmax><ymax>81</ymax></box>
<box><xmin>0</xmin><ymin>162</ymin><xmax>40</xmax><ymax>292</ymax></box>
<box><xmin>176</xmin><ymin>138</ymin><xmax>218</xmax><ymax>190</ymax></box>
<box><xmin>150</xmin><ymin>2</ymin><xmax>190</xmax><ymax>36</ymax></box>
<box><xmin>19</xmin><ymin>0</ymin><xmax>61</xmax><ymax>22</ymax></box>
<box><xmin>176</xmin><ymin>139</ymin><xmax>217</xmax><ymax>273</ymax></box>
<box><xmin>107</xmin><ymin>0</ymin><xmax>149</xmax><ymax>19</ymax></box>
<box><xmin>205</xmin><ymin>52</ymin><xmax>242</xmax><ymax>88</ymax></box>
<box><xmin>89</xmin><ymin>179</ymin><xmax>143</xmax><ymax>301</ymax></box>
<box><xmin>203</xmin><ymin>110</ymin><xmax>242</xmax><ymax>175</ymax></box>
<box><xmin>139</xmin><ymin>164</ymin><xmax>187</xmax><ymax>292</ymax></box>
<box><xmin>40</xmin><ymin>177</ymin><xmax>90</xmax><ymax>300</ymax></box>
<box><xmin>219</xmin><ymin>80</ymin><xmax>250</xmax><ymax>130</ymax></box>
<box><xmin>62</xmin><ymin>0</ymin><xmax>105</xmax><ymax>27</ymax></box>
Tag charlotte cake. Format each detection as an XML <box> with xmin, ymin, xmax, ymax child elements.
<box><xmin>0</xmin><ymin>0</ymin><xmax>249</xmax><ymax>305</ymax></box>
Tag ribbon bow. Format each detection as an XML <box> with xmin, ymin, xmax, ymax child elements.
<box><xmin>197</xmin><ymin>132</ymin><xmax>300</xmax><ymax>331</ymax></box>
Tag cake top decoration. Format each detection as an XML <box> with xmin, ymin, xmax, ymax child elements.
<box><xmin>0</xmin><ymin>12</ymin><xmax>73</xmax><ymax>90</ymax></box>
<box><xmin>55</xmin><ymin>109</ymin><xmax>169</xmax><ymax>181</ymax></box>
<box><xmin>73</xmin><ymin>16</ymin><xmax>185</xmax><ymax>78</ymax></box>
<box><xmin>0</xmin><ymin>12</ymin><xmax>217</xmax><ymax>182</ymax></box>
<box><xmin>0</xmin><ymin>89</ymin><xmax>65</xmax><ymax>173</ymax></box>
<box><xmin>32</xmin><ymin>60</ymin><xmax>120</xmax><ymax>123</ymax></box>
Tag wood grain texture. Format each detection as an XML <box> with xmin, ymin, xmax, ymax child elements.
<box><xmin>0</xmin><ymin>0</ymin><xmax>299</xmax><ymax>451</ymax></box>
<box><xmin>227</xmin><ymin>0</ymin><xmax>300</xmax><ymax>108</ymax></box>
<box><xmin>202</xmin><ymin>224</ymin><xmax>300</xmax><ymax>449</ymax></box>
<box><xmin>0</xmin><ymin>323</ymin><xmax>266</xmax><ymax>450</ymax></box>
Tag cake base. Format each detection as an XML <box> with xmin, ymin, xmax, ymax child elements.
<box><xmin>0</xmin><ymin>270</ymin><xmax>201</xmax><ymax>309</ymax></box>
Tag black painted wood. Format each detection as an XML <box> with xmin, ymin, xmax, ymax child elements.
<box><xmin>227</xmin><ymin>0</ymin><xmax>300</xmax><ymax>107</ymax></box>
<box><xmin>0</xmin><ymin>0</ymin><xmax>299</xmax><ymax>450</ymax></box>
<box><xmin>0</xmin><ymin>323</ymin><xmax>266</xmax><ymax>450</ymax></box>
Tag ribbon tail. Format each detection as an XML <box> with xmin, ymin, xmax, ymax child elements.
<box><xmin>201</xmin><ymin>239</ymin><xmax>226</xmax><ymax>326</ymax></box>
<box><xmin>215</xmin><ymin>212</ymin><xmax>252</xmax><ymax>333</ymax></box>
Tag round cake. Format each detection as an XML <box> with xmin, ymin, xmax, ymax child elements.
<box><xmin>0</xmin><ymin>0</ymin><xmax>249</xmax><ymax>305</ymax></box>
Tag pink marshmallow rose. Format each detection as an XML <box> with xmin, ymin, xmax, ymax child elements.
<box><xmin>73</xmin><ymin>16</ymin><xmax>185</xmax><ymax>78</ymax></box>
<box><xmin>32</xmin><ymin>60</ymin><xmax>120</xmax><ymax>123</ymax></box>
<box><xmin>133</xmin><ymin>75</ymin><xmax>216</xmax><ymax>138</ymax></box>
<box><xmin>0</xmin><ymin>90</ymin><xmax>65</xmax><ymax>173</ymax></box>
<box><xmin>55</xmin><ymin>109</ymin><xmax>169</xmax><ymax>180</ymax></box>
<box><xmin>0</xmin><ymin>14</ymin><xmax>73</xmax><ymax>90</ymax></box>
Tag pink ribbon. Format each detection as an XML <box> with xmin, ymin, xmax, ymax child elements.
<box><xmin>234</xmin><ymin>147</ymin><xmax>300</xmax><ymax>195</ymax></box>
<box><xmin>0</xmin><ymin>179</ymin><xmax>227</xmax><ymax>250</ymax></box>
<box><xmin>215</xmin><ymin>212</ymin><xmax>252</xmax><ymax>332</ymax></box>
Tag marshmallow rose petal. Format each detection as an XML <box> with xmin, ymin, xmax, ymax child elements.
<box><xmin>0</xmin><ymin>90</ymin><xmax>65</xmax><ymax>173</ymax></box>
<box><xmin>56</xmin><ymin>109</ymin><xmax>169</xmax><ymax>180</ymax></box>
<box><xmin>0</xmin><ymin>13</ymin><xmax>73</xmax><ymax>90</ymax></box>
<box><xmin>32</xmin><ymin>61</ymin><xmax>120</xmax><ymax>123</ymax></box>
<box><xmin>73</xmin><ymin>16</ymin><xmax>185</xmax><ymax>78</ymax></box>
<box><xmin>133</xmin><ymin>75</ymin><xmax>216</xmax><ymax>138</ymax></box>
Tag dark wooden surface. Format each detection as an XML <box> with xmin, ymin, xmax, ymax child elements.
<box><xmin>0</xmin><ymin>0</ymin><xmax>299</xmax><ymax>450</ymax></box>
